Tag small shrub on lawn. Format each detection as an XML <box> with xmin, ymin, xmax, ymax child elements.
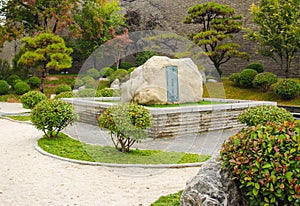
<box><xmin>98</xmin><ymin>104</ymin><xmax>152</xmax><ymax>153</ymax></box>
<box><xmin>55</xmin><ymin>91</ymin><xmax>74</xmax><ymax>99</ymax></box>
<box><xmin>245</xmin><ymin>62</ymin><xmax>264</xmax><ymax>73</ymax></box>
<box><xmin>86</xmin><ymin>68</ymin><xmax>100</xmax><ymax>79</ymax></box>
<box><xmin>14</xmin><ymin>81</ymin><xmax>30</xmax><ymax>95</ymax></box>
<box><xmin>73</xmin><ymin>79</ymin><xmax>84</xmax><ymax>89</ymax></box>
<box><xmin>96</xmin><ymin>88</ymin><xmax>119</xmax><ymax>97</ymax></box>
<box><xmin>238</xmin><ymin>105</ymin><xmax>294</xmax><ymax>126</ymax></box>
<box><xmin>21</xmin><ymin>91</ymin><xmax>47</xmax><ymax>109</ymax></box>
<box><xmin>274</xmin><ymin>79</ymin><xmax>300</xmax><ymax>100</ymax></box>
<box><xmin>220</xmin><ymin>121</ymin><xmax>300</xmax><ymax>205</ymax></box>
<box><xmin>0</xmin><ymin>80</ymin><xmax>10</xmax><ymax>95</ymax></box>
<box><xmin>6</xmin><ymin>74</ymin><xmax>20</xmax><ymax>86</ymax></box>
<box><xmin>229</xmin><ymin>72</ymin><xmax>241</xmax><ymax>86</ymax></box>
<box><xmin>27</xmin><ymin>76</ymin><xmax>41</xmax><ymax>88</ymax></box>
<box><xmin>252</xmin><ymin>72</ymin><xmax>277</xmax><ymax>92</ymax></box>
<box><xmin>239</xmin><ymin>69</ymin><xmax>258</xmax><ymax>88</ymax></box>
<box><xmin>55</xmin><ymin>84</ymin><xmax>72</xmax><ymax>95</ymax></box>
<box><xmin>31</xmin><ymin>99</ymin><xmax>79</xmax><ymax>138</ymax></box>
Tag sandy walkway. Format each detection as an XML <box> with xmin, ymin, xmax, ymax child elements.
<box><xmin>0</xmin><ymin>119</ymin><xmax>199</xmax><ymax>206</ymax></box>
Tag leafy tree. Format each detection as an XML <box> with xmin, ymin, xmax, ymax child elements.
<box><xmin>247</xmin><ymin>0</ymin><xmax>300</xmax><ymax>77</ymax></box>
<box><xmin>184</xmin><ymin>2</ymin><xmax>250</xmax><ymax>75</ymax></box>
<box><xmin>72</xmin><ymin>0</ymin><xmax>125</xmax><ymax>59</ymax></box>
<box><xmin>17</xmin><ymin>32</ymin><xmax>73</xmax><ymax>93</ymax></box>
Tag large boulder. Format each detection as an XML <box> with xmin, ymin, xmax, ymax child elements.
<box><xmin>121</xmin><ymin>56</ymin><xmax>203</xmax><ymax>105</ymax></box>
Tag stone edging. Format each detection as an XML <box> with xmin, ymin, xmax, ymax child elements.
<box><xmin>34</xmin><ymin>142</ymin><xmax>205</xmax><ymax>169</ymax></box>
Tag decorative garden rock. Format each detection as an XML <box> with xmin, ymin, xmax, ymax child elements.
<box><xmin>121</xmin><ymin>56</ymin><xmax>203</xmax><ymax>105</ymax></box>
<box><xmin>180</xmin><ymin>157</ymin><xmax>246</xmax><ymax>206</ymax></box>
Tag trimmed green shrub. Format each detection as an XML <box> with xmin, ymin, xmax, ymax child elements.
<box><xmin>55</xmin><ymin>84</ymin><xmax>72</xmax><ymax>95</ymax></box>
<box><xmin>128</xmin><ymin>67</ymin><xmax>136</xmax><ymax>74</ymax></box>
<box><xmin>73</xmin><ymin>79</ymin><xmax>84</xmax><ymax>89</ymax></box>
<box><xmin>98</xmin><ymin>104</ymin><xmax>152</xmax><ymax>152</ymax></box>
<box><xmin>220</xmin><ymin>121</ymin><xmax>300</xmax><ymax>205</ymax></box>
<box><xmin>30</xmin><ymin>99</ymin><xmax>79</xmax><ymax>138</ymax></box>
<box><xmin>6</xmin><ymin>74</ymin><xmax>20</xmax><ymax>86</ymax></box>
<box><xmin>85</xmin><ymin>78</ymin><xmax>96</xmax><ymax>89</ymax></box>
<box><xmin>119</xmin><ymin>62</ymin><xmax>133</xmax><ymax>70</ymax></box>
<box><xmin>96</xmin><ymin>88</ymin><xmax>120</xmax><ymax>97</ymax></box>
<box><xmin>245</xmin><ymin>62</ymin><xmax>264</xmax><ymax>73</ymax></box>
<box><xmin>77</xmin><ymin>89</ymin><xmax>96</xmax><ymax>97</ymax></box>
<box><xmin>109</xmin><ymin>69</ymin><xmax>128</xmax><ymax>82</ymax></box>
<box><xmin>27</xmin><ymin>76</ymin><xmax>41</xmax><ymax>88</ymax></box>
<box><xmin>99</xmin><ymin>67</ymin><xmax>114</xmax><ymax>77</ymax></box>
<box><xmin>253</xmin><ymin>72</ymin><xmax>277</xmax><ymax>92</ymax></box>
<box><xmin>21</xmin><ymin>91</ymin><xmax>47</xmax><ymax>109</ymax></box>
<box><xmin>81</xmin><ymin>76</ymin><xmax>94</xmax><ymax>83</ymax></box>
<box><xmin>97</xmin><ymin>79</ymin><xmax>110</xmax><ymax>90</ymax></box>
<box><xmin>239</xmin><ymin>69</ymin><xmax>258</xmax><ymax>88</ymax></box>
<box><xmin>86</xmin><ymin>68</ymin><xmax>100</xmax><ymax>79</ymax></box>
<box><xmin>55</xmin><ymin>91</ymin><xmax>74</xmax><ymax>99</ymax></box>
<box><xmin>136</xmin><ymin>50</ymin><xmax>157</xmax><ymax>66</ymax></box>
<box><xmin>229</xmin><ymin>72</ymin><xmax>241</xmax><ymax>85</ymax></box>
<box><xmin>238</xmin><ymin>105</ymin><xmax>294</xmax><ymax>126</ymax></box>
<box><xmin>274</xmin><ymin>79</ymin><xmax>300</xmax><ymax>100</ymax></box>
<box><xmin>14</xmin><ymin>81</ymin><xmax>30</xmax><ymax>95</ymax></box>
<box><xmin>0</xmin><ymin>80</ymin><xmax>10</xmax><ymax>95</ymax></box>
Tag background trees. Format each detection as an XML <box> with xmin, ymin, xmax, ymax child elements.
<box><xmin>247</xmin><ymin>0</ymin><xmax>300</xmax><ymax>77</ymax></box>
<box><xmin>184</xmin><ymin>2</ymin><xmax>250</xmax><ymax>75</ymax></box>
<box><xmin>17</xmin><ymin>32</ymin><xmax>73</xmax><ymax>93</ymax></box>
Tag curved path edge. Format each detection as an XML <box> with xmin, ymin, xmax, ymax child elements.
<box><xmin>34</xmin><ymin>142</ymin><xmax>205</xmax><ymax>169</ymax></box>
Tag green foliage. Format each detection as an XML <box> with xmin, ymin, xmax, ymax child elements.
<box><xmin>21</xmin><ymin>91</ymin><xmax>47</xmax><ymax>109</ymax></box>
<box><xmin>81</xmin><ymin>76</ymin><xmax>96</xmax><ymax>89</ymax></box>
<box><xmin>109</xmin><ymin>69</ymin><xmax>128</xmax><ymax>82</ymax></box>
<box><xmin>274</xmin><ymin>79</ymin><xmax>300</xmax><ymax>100</ymax></box>
<box><xmin>99</xmin><ymin>67</ymin><xmax>114</xmax><ymax>78</ymax></box>
<box><xmin>73</xmin><ymin>79</ymin><xmax>84</xmax><ymax>89</ymax></box>
<box><xmin>119</xmin><ymin>62</ymin><xmax>133</xmax><ymax>70</ymax></box>
<box><xmin>184</xmin><ymin>2</ymin><xmax>250</xmax><ymax>75</ymax></box>
<box><xmin>0</xmin><ymin>80</ymin><xmax>10</xmax><ymax>95</ymax></box>
<box><xmin>0</xmin><ymin>58</ymin><xmax>12</xmax><ymax>80</ymax></box>
<box><xmin>238</xmin><ymin>105</ymin><xmax>294</xmax><ymax>126</ymax></box>
<box><xmin>253</xmin><ymin>72</ymin><xmax>277</xmax><ymax>92</ymax></box>
<box><xmin>76</xmin><ymin>89</ymin><xmax>96</xmax><ymax>97</ymax></box>
<box><xmin>245</xmin><ymin>62</ymin><xmax>264</xmax><ymax>73</ymax></box>
<box><xmin>14</xmin><ymin>81</ymin><xmax>30</xmax><ymax>95</ymax></box>
<box><xmin>86</xmin><ymin>68</ymin><xmax>100</xmax><ymax>79</ymax></box>
<box><xmin>98</xmin><ymin>104</ymin><xmax>152</xmax><ymax>152</ymax></box>
<box><xmin>220</xmin><ymin>121</ymin><xmax>300</xmax><ymax>205</ymax></box>
<box><xmin>27</xmin><ymin>76</ymin><xmax>41</xmax><ymax>89</ymax></box>
<box><xmin>229</xmin><ymin>72</ymin><xmax>241</xmax><ymax>85</ymax></box>
<box><xmin>96</xmin><ymin>88</ymin><xmax>119</xmax><ymax>97</ymax></box>
<box><xmin>97</xmin><ymin>79</ymin><xmax>111</xmax><ymax>90</ymax></box>
<box><xmin>248</xmin><ymin>0</ymin><xmax>300</xmax><ymax>77</ymax></box>
<box><xmin>239</xmin><ymin>69</ymin><xmax>258</xmax><ymax>88</ymax></box>
<box><xmin>136</xmin><ymin>51</ymin><xmax>157</xmax><ymax>66</ymax></box>
<box><xmin>128</xmin><ymin>67</ymin><xmax>136</xmax><ymax>74</ymax></box>
<box><xmin>7</xmin><ymin>74</ymin><xmax>20</xmax><ymax>86</ymax></box>
<box><xmin>55</xmin><ymin>84</ymin><xmax>72</xmax><ymax>95</ymax></box>
<box><xmin>55</xmin><ymin>91</ymin><xmax>74</xmax><ymax>99</ymax></box>
<box><xmin>30</xmin><ymin>99</ymin><xmax>79</xmax><ymax>138</ymax></box>
<box><xmin>150</xmin><ymin>190</ymin><xmax>182</xmax><ymax>206</ymax></box>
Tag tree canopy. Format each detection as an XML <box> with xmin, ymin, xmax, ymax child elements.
<box><xmin>17</xmin><ymin>32</ymin><xmax>73</xmax><ymax>92</ymax></box>
<box><xmin>247</xmin><ymin>0</ymin><xmax>300</xmax><ymax>77</ymax></box>
<box><xmin>184</xmin><ymin>2</ymin><xmax>250</xmax><ymax>75</ymax></box>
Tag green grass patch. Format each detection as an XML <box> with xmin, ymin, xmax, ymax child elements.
<box><xmin>38</xmin><ymin>133</ymin><xmax>210</xmax><ymax>164</ymax></box>
<box><xmin>4</xmin><ymin>115</ymin><xmax>31</xmax><ymax>121</ymax></box>
<box><xmin>150</xmin><ymin>190</ymin><xmax>182</xmax><ymax>206</ymax></box>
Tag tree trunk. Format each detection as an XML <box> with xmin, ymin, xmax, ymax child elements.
<box><xmin>40</xmin><ymin>68</ymin><xmax>47</xmax><ymax>93</ymax></box>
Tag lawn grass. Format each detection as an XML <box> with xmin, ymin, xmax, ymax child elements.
<box><xmin>150</xmin><ymin>190</ymin><xmax>182</xmax><ymax>206</ymax></box>
<box><xmin>4</xmin><ymin>115</ymin><xmax>31</xmax><ymax>121</ymax></box>
<box><xmin>38</xmin><ymin>133</ymin><xmax>210</xmax><ymax>164</ymax></box>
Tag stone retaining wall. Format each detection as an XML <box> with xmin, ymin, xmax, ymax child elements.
<box><xmin>63</xmin><ymin>97</ymin><xmax>276</xmax><ymax>139</ymax></box>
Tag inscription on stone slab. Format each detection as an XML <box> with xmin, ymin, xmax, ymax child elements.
<box><xmin>166</xmin><ymin>65</ymin><xmax>179</xmax><ymax>102</ymax></box>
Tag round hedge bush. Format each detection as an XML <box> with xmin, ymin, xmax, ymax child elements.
<box><xmin>86</xmin><ymin>68</ymin><xmax>100</xmax><ymax>79</ymax></box>
<box><xmin>31</xmin><ymin>99</ymin><xmax>79</xmax><ymax>138</ymax></box>
<box><xmin>109</xmin><ymin>69</ymin><xmax>128</xmax><ymax>82</ymax></box>
<box><xmin>220</xmin><ymin>121</ymin><xmax>300</xmax><ymax>205</ymax></box>
<box><xmin>274</xmin><ymin>79</ymin><xmax>300</xmax><ymax>100</ymax></box>
<box><xmin>73</xmin><ymin>79</ymin><xmax>84</xmax><ymax>89</ymax></box>
<box><xmin>7</xmin><ymin>74</ymin><xmax>20</xmax><ymax>86</ymax></box>
<box><xmin>77</xmin><ymin>89</ymin><xmax>96</xmax><ymax>97</ymax></box>
<box><xmin>14</xmin><ymin>81</ymin><xmax>30</xmax><ymax>95</ymax></box>
<box><xmin>99</xmin><ymin>67</ymin><xmax>114</xmax><ymax>78</ymax></box>
<box><xmin>119</xmin><ymin>62</ymin><xmax>133</xmax><ymax>70</ymax></box>
<box><xmin>0</xmin><ymin>80</ymin><xmax>10</xmax><ymax>95</ymax></box>
<box><xmin>96</xmin><ymin>88</ymin><xmax>120</xmax><ymax>97</ymax></box>
<box><xmin>252</xmin><ymin>72</ymin><xmax>277</xmax><ymax>92</ymax></box>
<box><xmin>245</xmin><ymin>62</ymin><xmax>264</xmax><ymax>73</ymax></box>
<box><xmin>54</xmin><ymin>91</ymin><xmax>74</xmax><ymax>99</ymax></box>
<box><xmin>55</xmin><ymin>84</ymin><xmax>72</xmax><ymax>95</ymax></box>
<box><xmin>239</xmin><ymin>69</ymin><xmax>258</xmax><ymax>88</ymax></box>
<box><xmin>27</xmin><ymin>76</ymin><xmax>41</xmax><ymax>88</ymax></box>
<box><xmin>238</xmin><ymin>105</ymin><xmax>294</xmax><ymax>126</ymax></box>
<box><xmin>21</xmin><ymin>91</ymin><xmax>47</xmax><ymax>109</ymax></box>
<box><xmin>229</xmin><ymin>72</ymin><xmax>241</xmax><ymax>85</ymax></box>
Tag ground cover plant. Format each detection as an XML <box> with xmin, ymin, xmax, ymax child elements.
<box><xmin>150</xmin><ymin>190</ymin><xmax>182</xmax><ymax>206</ymax></box>
<box><xmin>38</xmin><ymin>133</ymin><xmax>209</xmax><ymax>164</ymax></box>
<box><xmin>4</xmin><ymin>115</ymin><xmax>31</xmax><ymax>121</ymax></box>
